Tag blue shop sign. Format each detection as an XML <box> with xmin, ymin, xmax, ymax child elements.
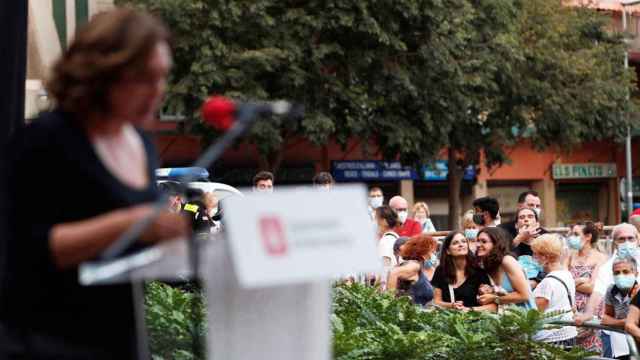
<box><xmin>332</xmin><ymin>160</ymin><xmax>476</xmax><ymax>181</ymax></box>
<box><xmin>332</xmin><ymin>161</ymin><xmax>418</xmax><ymax>181</ymax></box>
<box><xmin>422</xmin><ymin>160</ymin><xmax>475</xmax><ymax>181</ymax></box>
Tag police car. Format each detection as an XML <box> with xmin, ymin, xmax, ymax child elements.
<box><xmin>155</xmin><ymin>167</ymin><xmax>243</xmax><ymax>201</ymax></box>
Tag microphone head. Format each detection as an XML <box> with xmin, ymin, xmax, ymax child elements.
<box><xmin>201</xmin><ymin>96</ymin><xmax>236</xmax><ymax>131</ymax></box>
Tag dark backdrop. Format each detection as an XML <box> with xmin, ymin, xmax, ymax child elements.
<box><xmin>0</xmin><ymin>0</ymin><xmax>28</xmax><ymax>305</ymax></box>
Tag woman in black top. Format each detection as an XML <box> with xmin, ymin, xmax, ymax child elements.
<box><xmin>388</xmin><ymin>234</ymin><xmax>437</xmax><ymax>306</ymax></box>
<box><xmin>431</xmin><ymin>231</ymin><xmax>496</xmax><ymax>311</ymax></box>
<box><xmin>1</xmin><ymin>9</ymin><xmax>189</xmax><ymax>359</ymax></box>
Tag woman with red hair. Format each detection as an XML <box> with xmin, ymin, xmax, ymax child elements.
<box><xmin>387</xmin><ymin>234</ymin><xmax>437</xmax><ymax>306</ymax></box>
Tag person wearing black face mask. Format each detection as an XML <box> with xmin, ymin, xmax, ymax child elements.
<box><xmin>472</xmin><ymin>197</ymin><xmax>500</xmax><ymax>227</ymax></box>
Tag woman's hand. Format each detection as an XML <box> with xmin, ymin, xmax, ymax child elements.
<box><xmin>452</xmin><ymin>301</ymin><xmax>466</xmax><ymax>310</ymax></box>
<box><xmin>137</xmin><ymin>205</ymin><xmax>191</xmax><ymax>244</ymax></box>
<box><xmin>50</xmin><ymin>204</ymin><xmax>190</xmax><ymax>269</ymax></box>
<box><xmin>574</xmin><ymin>277</ymin><xmax>589</xmax><ymax>286</ymax></box>
<box><xmin>514</xmin><ymin>224</ymin><xmax>541</xmax><ymax>245</ymax></box>
<box><xmin>477</xmin><ymin>293</ymin><xmax>497</xmax><ymax>305</ymax></box>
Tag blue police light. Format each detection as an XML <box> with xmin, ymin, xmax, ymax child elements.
<box><xmin>155</xmin><ymin>167</ymin><xmax>210</xmax><ymax>182</ymax></box>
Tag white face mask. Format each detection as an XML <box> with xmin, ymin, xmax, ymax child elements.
<box><xmin>209</xmin><ymin>207</ymin><xmax>218</xmax><ymax>217</ymax></box>
<box><xmin>369</xmin><ymin>196</ymin><xmax>383</xmax><ymax>209</ymax></box>
<box><xmin>533</xmin><ymin>208</ymin><xmax>541</xmax><ymax>218</ymax></box>
<box><xmin>397</xmin><ymin>210</ymin><xmax>408</xmax><ymax>224</ymax></box>
<box><xmin>495</xmin><ymin>213</ymin><xmax>501</xmax><ymax>226</ymax></box>
<box><xmin>255</xmin><ymin>187</ymin><xmax>274</xmax><ymax>194</ymax></box>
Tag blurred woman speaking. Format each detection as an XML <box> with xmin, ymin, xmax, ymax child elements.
<box><xmin>1</xmin><ymin>8</ymin><xmax>188</xmax><ymax>359</ymax></box>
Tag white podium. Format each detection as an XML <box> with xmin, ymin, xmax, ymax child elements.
<box><xmin>79</xmin><ymin>185</ymin><xmax>379</xmax><ymax>360</ymax></box>
<box><xmin>205</xmin><ymin>239</ymin><xmax>331</xmax><ymax>360</ymax></box>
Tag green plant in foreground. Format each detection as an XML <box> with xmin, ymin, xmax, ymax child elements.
<box><xmin>144</xmin><ymin>281</ymin><xmax>595</xmax><ymax>359</ymax></box>
<box><xmin>145</xmin><ymin>281</ymin><xmax>207</xmax><ymax>360</ymax></box>
<box><xmin>332</xmin><ymin>283</ymin><xmax>595</xmax><ymax>360</ymax></box>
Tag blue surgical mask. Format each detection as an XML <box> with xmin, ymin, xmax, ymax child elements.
<box><xmin>614</xmin><ymin>274</ymin><xmax>636</xmax><ymax>290</ymax></box>
<box><xmin>618</xmin><ymin>242</ymin><xmax>639</xmax><ymax>258</ymax></box>
<box><xmin>424</xmin><ymin>253</ymin><xmax>438</xmax><ymax>269</ymax></box>
<box><xmin>518</xmin><ymin>255</ymin><xmax>543</xmax><ymax>279</ymax></box>
<box><xmin>567</xmin><ymin>236</ymin><xmax>583</xmax><ymax>250</ymax></box>
<box><xmin>464</xmin><ymin>229</ymin><xmax>479</xmax><ymax>240</ymax></box>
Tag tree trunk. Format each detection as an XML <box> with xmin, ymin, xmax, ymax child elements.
<box><xmin>447</xmin><ymin>148</ymin><xmax>464</xmax><ymax>230</ymax></box>
<box><xmin>257</xmin><ymin>146</ymin><xmax>285</xmax><ymax>174</ymax></box>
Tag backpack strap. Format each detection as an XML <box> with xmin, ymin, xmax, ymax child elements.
<box><xmin>383</xmin><ymin>231</ymin><xmax>399</xmax><ymax>239</ymax></box>
<box><xmin>545</xmin><ymin>274</ymin><xmax>574</xmax><ymax>308</ymax></box>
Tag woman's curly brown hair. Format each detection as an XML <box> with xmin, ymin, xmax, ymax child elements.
<box><xmin>46</xmin><ymin>8</ymin><xmax>170</xmax><ymax>117</ymax></box>
<box><xmin>399</xmin><ymin>234</ymin><xmax>438</xmax><ymax>262</ymax></box>
<box><xmin>478</xmin><ymin>227</ymin><xmax>511</xmax><ymax>273</ymax></box>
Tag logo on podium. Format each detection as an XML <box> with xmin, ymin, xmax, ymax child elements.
<box><xmin>259</xmin><ymin>216</ymin><xmax>288</xmax><ymax>256</ymax></box>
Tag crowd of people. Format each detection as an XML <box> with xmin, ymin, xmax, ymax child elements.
<box><xmin>365</xmin><ymin>187</ymin><xmax>640</xmax><ymax>357</ymax></box>
<box><xmin>155</xmin><ymin>150</ymin><xmax>640</xmax><ymax>357</ymax></box>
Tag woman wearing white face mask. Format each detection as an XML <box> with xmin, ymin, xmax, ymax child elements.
<box><xmin>567</xmin><ymin>221</ymin><xmax>607</xmax><ymax>354</ymax></box>
<box><xmin>412</xmin><ymin>202</ymin><xmax>436</xmax><ymax>233</ymax></box>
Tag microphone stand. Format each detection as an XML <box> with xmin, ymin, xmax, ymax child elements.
<box><xmin>101</xmin><ymin>104</ymin><xmax>262</xmax><ymax>260</ymax></box>
<box><xmin>98</xmin><ymin>104</ymin><xmax>270</xmax><ymax>359</ymax></box>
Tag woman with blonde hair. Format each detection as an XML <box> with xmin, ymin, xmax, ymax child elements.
<box><xmin>531</xmin><ymin>234</ymin><xmax>577</xmax><ymax>348</ymax></box>
<box><xmin>412</xmin><ymin>201</ymin><xmax>436</xmax><ymax>233</ymax></box>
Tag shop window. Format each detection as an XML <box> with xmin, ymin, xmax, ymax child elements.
<box><xmin>556</xmin><ymin>183</ymin><xmax>600</xmax><ymax>226</ymax></box>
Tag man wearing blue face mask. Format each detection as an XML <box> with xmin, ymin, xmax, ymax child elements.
<box><xmin>602</xmin><ymin>256</ymin><xmax>639</xmax><ymax>358</ymax></box>
<box><xmin>576</xmin><ymin>223</ymin><xmax>639</xmax><ymax>357</ymax></box>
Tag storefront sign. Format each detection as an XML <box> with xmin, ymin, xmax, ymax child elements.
<box><xmin>552</xmin><ymin>163</ymin><xmax>617</xmax><ymax>179</ymax></box>
<box><xmin>422</xmin><ymin>160</ymin><xmax>475</xmax><ymax>181</ymax></box>
<box><xmin>222</xmin><ymin>185</ymin><xmax>379</xmax><ymax>288</ymax></box>
<box><xmin>332</xmin><ymin>161</ymin><xmax>418</xmax><ymax>181</ymax></box>
<box><xmin>332</xmin><ymin>160</ymin><xmax>476</xmax><ymax>181</ymax></box>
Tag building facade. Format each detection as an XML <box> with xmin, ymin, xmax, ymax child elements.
<box><xmin>25</xmin><ymin>0</ymin><xmax>114</xmax><ymax>118</ymax></box>
<box><xmin>27</xmin><ymin>0</ymin><xmax>640</xmax><ymax>228</ymax></box>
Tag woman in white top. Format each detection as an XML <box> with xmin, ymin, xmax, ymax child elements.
<box><xmin>531</xmin><ymin>234</ymin><xmax>577</xmax><ymax>348</ymax></box>
<box><xmin>375</xmin><ymin>205</ymin><xmax>400</xmax><ymax>287</ymax></box>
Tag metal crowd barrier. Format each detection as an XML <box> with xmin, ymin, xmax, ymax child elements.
<box><xmin>549</xmin><ymin>319</ymin><xmax>638</xmax><ymax>360</ymax></box>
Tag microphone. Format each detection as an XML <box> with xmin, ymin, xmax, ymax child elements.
<box><xmin>200</xmin><ymin>95</ymin><xmax>301</xmax><ymax>131</ymax></box>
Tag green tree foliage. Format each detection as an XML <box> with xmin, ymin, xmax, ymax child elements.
<box><xmin>119</xmin><ymin>0</ymin><xmax>635</xmax><ymax>222</ymax></box>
